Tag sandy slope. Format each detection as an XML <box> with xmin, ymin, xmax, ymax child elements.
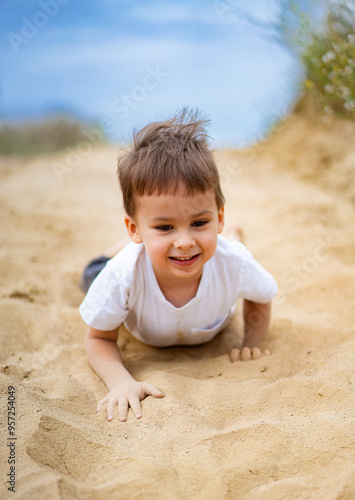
<box><xmin>0</xmin><ymin>132</ymin><xmax>355</xmax><ymax>499</ymax></box>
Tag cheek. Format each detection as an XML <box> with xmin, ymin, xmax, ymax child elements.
<box><xmin>201</xmin><ymin>232</ymin><xmax>218</xmax><ymax>254</ymax></box>
<box><xmin>145</xmin><ymin>235</ymin><xmax>169</xmax><ymax>257</ymax></box>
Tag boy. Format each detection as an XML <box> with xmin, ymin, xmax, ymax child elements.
<box><xmin>79</xmin><ymin>109</ymin><xmax>278</xmax><ymax>422</ymax></box>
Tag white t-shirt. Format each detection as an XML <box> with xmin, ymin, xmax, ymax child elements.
<box><xmin>79</xmin><ymin>236</ymin><xmax>278</xmax><ymax>347</ymax></box>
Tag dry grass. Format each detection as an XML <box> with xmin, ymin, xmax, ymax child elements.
<box><xmin>0</xmin><ymin>117</ymin><xmax>105</xmax><ymax>156</ymax></box>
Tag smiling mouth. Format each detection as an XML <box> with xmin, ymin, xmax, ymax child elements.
<box><xmin>169</xmin><ymin>254</ymin><xmax>200</xmax><ymax>265</ymax></box>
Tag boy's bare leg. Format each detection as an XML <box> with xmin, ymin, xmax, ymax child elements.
<box><xmin>223</xmin><ymin>224</ymin><xmax>244</xmax><ymax>243</ymax></box>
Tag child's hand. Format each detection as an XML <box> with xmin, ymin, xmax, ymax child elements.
<box><xmin>230</xmin><ymin>347</ymin><xmax>270</xmax><ymax>362</ymax></box>
<box><xmin>97</xmin><ymin>379</ymin><xmax>164</xmax><ymax>422</ymax></box>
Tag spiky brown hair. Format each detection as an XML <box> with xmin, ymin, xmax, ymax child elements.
<box><xmin>117</xmin><ymin>108</ymin><xmax>225</xmax><ymax>217</ymax></box>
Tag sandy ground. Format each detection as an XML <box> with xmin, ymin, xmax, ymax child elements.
<box><xmin>1</xmin><ymin>124</ymin><xmax>355</xmax><ymax>499</ymax></box>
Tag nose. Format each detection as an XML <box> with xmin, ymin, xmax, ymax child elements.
<box><xmin>174</xmin><ymin>230</ymin><xmax>195</xmax><ymax>249</ymax></box>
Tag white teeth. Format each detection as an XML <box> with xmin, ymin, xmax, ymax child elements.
<box><xmin>173</xmin><ymin>256</ymin><xmax>193</xmax><ymax>260</ymax></box>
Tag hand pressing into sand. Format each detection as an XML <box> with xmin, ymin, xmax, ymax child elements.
<box><xmin>85</xmin><ymin>326</ymin><xmax>164</xmax><ymax>422</ymax></box>
<box><xmin>230</xmin><ymin>299</ymin><xmax>272</xmax><ymax>363</ymax></box>
<box><xmin>97</xmin><ymin>379</ymin><xmax>164</xmax><ymax>422</ymax></box>
<box><xmin>230</xmin><ymin>347</ymin><xmax>270</xmax><ymax>362</ymax></box>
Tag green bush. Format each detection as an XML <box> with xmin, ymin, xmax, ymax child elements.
<box><xmin>0</xmin><ymin>118</ymin><xmax>104</xmax><ymax>156</ymax></box>
<box><xmin>300</xmin><ymin>0</ymin><xmax>355</xmax><ymax>120</ymax></box>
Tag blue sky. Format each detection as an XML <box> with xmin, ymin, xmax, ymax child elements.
<box><xmin>1</xmin><ymin>0</ymin><xmax>319</xmax><ymax>147</ymax></box>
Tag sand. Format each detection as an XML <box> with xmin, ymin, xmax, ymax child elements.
<box><xmin>1</xmin><ymin>114</ymin><xmax>355</xmax><ymax>499</ymax></box>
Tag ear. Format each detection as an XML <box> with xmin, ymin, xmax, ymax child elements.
<box><xmin>217</xmin><ymin>206</ymin><xmax>225</xmax><ymax>234</ymax></box>
<box><xmin>124</xmin><ymin>215</ymin><xmax>143</xmax><ymax>244</ymax></box>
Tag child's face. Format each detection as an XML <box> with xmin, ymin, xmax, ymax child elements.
<box><xmin>125</xmin><ymin>185</ymin><xmax>224</xmax><ymax>284</ymax></box>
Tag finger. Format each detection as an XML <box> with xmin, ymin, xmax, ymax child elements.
<box><xmin>251</xmin><ymin>347</ymin><xmax>261</xmax><ymax>360</ymax></box>
<box><xmin>241</xmin><ymin>347</ymin><xmax>252</xmax><ymax>362</ymax></box>
<box><xmin>128</xmin><ymin>396</ymin><xmax>143</xmax><ymax>419</ymax></box>
<box><xmin>97</xmin><ymin>396</ymin><xmax>109</xmax><ymax>413</ymax></box>
<box><xmin>106</xmin><ymin>397</ymin><xmax>118</xmax><ymax>421</ymax></box>
<box><xmin>118</xmin><ymin>397</ymin><xmax>129</xmax><ymax>422</ymax></box>
<box><xmin>141</xmin><ymin>383</ymin><xmax>164</xmax><ymax>398</ymax></box>
<box><xmin>230</xmin><ymin>348</ymin><xmax>241</xmax><ymax>363</ymax></box>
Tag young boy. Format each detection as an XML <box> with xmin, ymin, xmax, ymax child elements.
<box><xmin>79</xmin><ymin>109</ymin><xmax>278</xmax><ymax>422</ymax></box>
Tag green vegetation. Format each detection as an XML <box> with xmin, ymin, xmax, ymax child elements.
<box><xmin>299</xmin><ymin>0</ymin><xmax>355</xmax><ymax>120</ymax></box>
<box><xmin>0</xmin><ymin>117</ymin><xmax>104</xmax><ymax>156</ymax></box>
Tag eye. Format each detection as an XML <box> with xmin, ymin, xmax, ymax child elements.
<box><xmin>192</xmin><ymin>220</ymin><xmax>209</xmax><ymax>228</ymax></box>
<box><xmin>156</xmin><ymin>225</ymin><xmax>173</xmax><ymax>232</ymax></box>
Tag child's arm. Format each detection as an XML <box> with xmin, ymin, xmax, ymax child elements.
<box><xmin>230</xmin><ymin>299</ymin><xmax>272</xmax><ymax>362</ymax></box>
<box><xmin>85</xmin><ymin>326</ymin><xmax>164</xmax><ymax>421</ymax></box>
